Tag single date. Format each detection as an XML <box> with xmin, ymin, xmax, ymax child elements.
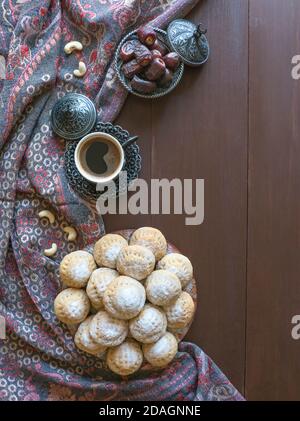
<box><xmin>137</xmin><ymin>26</ymin><xmax>156</xmax><ymax>47</ymax></box>
<box><xmin>134</xmin><ymin>43</ymin><xmax>152</xmax><ymax>67</ymax></box>
<box><xmin>159</xmin><ymin>68</ymin><xmax>174</xmax><ymax>87</ymax></box>
<box><xmin>122</xmin><ymin>59</ymin><xmax>143</xmax><ymax>79</ymax></box>
<box><xmin>150</xmin><ymin>39</ymin><xmax>168</xmax><ymax>56</ymax></box>
<box><xmin>131</xmin><ymin>75</ymin><xmax>157</xmax><ymax>94</ymax></box>
<box><xmin>145</xmin><ymin>58</ymin><xmax>166</xmax><ymax>81</ymax></box>
<box><xmin>120</xmin><ymin>40</ymin><xmax>139</xmax><ymax>62</ymax></box>
<box><xmin>163</xmin><ymin>52</ymin><xmax>180</xmax><ymax>70</ymax></box>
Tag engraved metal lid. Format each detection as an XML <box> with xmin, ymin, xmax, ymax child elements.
<box><xmin>51</xmin><ymin>93</ymin><xmax>97</xmax><ymax>140</ymax></box>
<box><xmin>167</xmin><ymin>19</ymin><xmax>209</xmax><ymax>66</ymax></box>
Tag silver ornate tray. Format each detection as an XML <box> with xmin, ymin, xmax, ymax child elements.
<box><xmin>64</xmin><ymin>121</ymin><xmax>141</xmax><ymax>202</ymax></box>
<box><xmin>115</xmin><ymin>28</ymin><xmax>185</xmax><ymax>99</ymax></box>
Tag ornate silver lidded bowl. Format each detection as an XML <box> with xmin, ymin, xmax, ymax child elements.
<box><xmin>51</xmin><ymin>93</ymin><xmax>97</xmax><ymax>140</ymax></box>
<box><xmin>167</xmin><ymin>19</ymin><xmax>210</xmax><ymax>66</ymax></box>
<box><xmin>115</xmin><ymin>19</ymin><xmax>209</xmax><ymax>99</ymax></box>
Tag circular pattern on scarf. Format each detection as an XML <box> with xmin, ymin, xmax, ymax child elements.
<box><xmin>208</xmin><ymin>384</ymin><xmax>238</xmax><ymax>401</ymax></box>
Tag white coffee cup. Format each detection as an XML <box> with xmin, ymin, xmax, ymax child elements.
<box><xmin>75</xmin><ymin>132</ymin><xmax>125</xmax><ymax>184</ymax></box>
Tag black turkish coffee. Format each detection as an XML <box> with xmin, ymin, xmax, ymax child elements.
<box><xmin>80</xmin><ymin>138</ymin><xmax>121</xmax><ymax>178</ymax></box>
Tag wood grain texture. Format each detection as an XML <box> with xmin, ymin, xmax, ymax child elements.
<box><xmin>246</xmin><ymin>0</ymin><xmax>300</xmax><ymax>400</ymax></box>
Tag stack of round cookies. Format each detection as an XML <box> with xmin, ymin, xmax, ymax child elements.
<box><xmin>54</xmin><ymin>227</ymin><xmax>196</xmax><ymax>376</ymax></box>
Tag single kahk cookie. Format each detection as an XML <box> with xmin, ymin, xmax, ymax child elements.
<box><xmin>116</xmin><ymin>245</ymin><xmax>155</xmax><ymax>281</ymax></box>
<box><xmin>86</xmin><ymin>268</ymin><xmax>119</xmax><ymax>310</ymax></box>
<box><xmin>143</xmin><ymin>332</ymin><xmax>178</xmax><ymax>367</ymax></box>
<box><xmin>129</xmin><ymin>304</ymin><xmax>167</xmax><ymax>344</ymax></box>
<box><xmin>54</xmin><ymin>288</ymin><xmax>90</xmax><ymax>324</ymax></box>
<box><xmin>145</xmin><ymin>269</ymin><xmax>181</xmax><ymax>306</ymax></box>
<box><xmin>164</xmin><ymin>291</ymin><xmax>195</xmax><ymax>329</ymax></box>
<box><xmin>157</xmin><ymin>253</ymin><xmax>193</xmax><ymax>288</ymax></box>
<box><xmin>130</xmin><ymin>227</ymin><xmax>167</xmax><ymax>261</ymax></box>
<box><xmin>103</xmin><ymin>276</ymin><xmax>146</xmax><ymax>320</ymax></box>
<box><xmin>107</xmin><ymin>339</ymin><xmax>143</xmax><ymax>376</ymax></box>
<box><xmin>74</xmin><ymin>316</ymin><xmax>107</xmax><ymax>356</ymax></box>
<box><xmin>59</xmin><ymin>250</ymin><xmax>96</xmax><ymax>288</ymax></box>
<box><xmin>93</xmin><ymin>234</ymin><xmax>128</xmax><ymax>269</ymax></box>
<box><xmin>89</xmin><ymin>310</ymin><xmax>128</xmax><ymax>347</ymax></box>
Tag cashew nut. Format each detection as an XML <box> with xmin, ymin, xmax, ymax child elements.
<box><xmin>38</xmin><ymin>210</ymin><xmax>55</xmax><ymax>224</ymax></box>
<box><xmin>73</xmin><ymin>61</ymin><xmax>87</xmax><ymax>77</ymax></box>
<box><xmin>64</xmin><ymin>41</ymin><xmax>83</xmax><ymax>54</ymax></box>
<box><xmin>63</xmin><ymin>226</ymin><xmax>77</xmax><ymax>242</ymax></box>
<box><xmin>44</xmin><ymin>243</ymin><xmax>57</xmax><ymax>257</ymax></box>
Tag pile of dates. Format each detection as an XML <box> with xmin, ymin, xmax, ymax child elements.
<box><xmin>120</xmin><ymin>26</ymin><xmax>181</xmax><ymax>94</ymax></box>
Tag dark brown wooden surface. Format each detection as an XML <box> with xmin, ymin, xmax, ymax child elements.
<box><xmin>105</xmin><ymin>0</ymin><xmax>300</xmax><ymax>400</ymax></box>
<box><xmin>246</xmin><ymin>0</ymin><xmax>300</xmax><ymax>401</ymax></box>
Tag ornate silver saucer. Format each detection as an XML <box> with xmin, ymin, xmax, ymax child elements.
<box><xmin>64</xmin><ymin>121</ymin><xmax>141</xmax><ymax>202</ymax></box>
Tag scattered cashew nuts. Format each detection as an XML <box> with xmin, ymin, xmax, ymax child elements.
<box><xmin>73</xmin><ymin>61</ymin><xmax>87</xmax><ymax>77</ymax></box>
<box><xmin>44</xmin><ymin>243</ymin><xmax>57</xmax><ymax>257</ymax></box>
<box><xmin>38</xmin><ymin>210</ymin><xmax>55</xmax><ymax>224</ymax></box>
<box><xmin>63</xmin><ymin>226</ymin><xmax>77</xmax><ymax>242</ymax></box>
<box><xmin>64</xmin><ymin>41</ymin><xmax>83</xmax><ymax>54</ymax></box>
